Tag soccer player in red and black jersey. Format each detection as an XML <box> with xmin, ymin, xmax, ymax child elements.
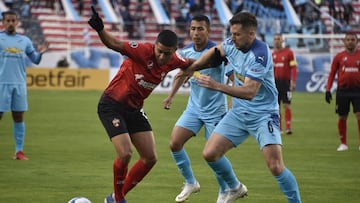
<box><xmin>272</xmin><ymin>34</ymin><xmax>297</xmax><ymax>135</ymax></box>
<box><xmin>325</xmin><ymin>32</ymin><xmax>360</xmax><ymax>152</ymax></box>
<box><xmin>88</xmin><ymin>6</ymin><xmax>193</xmax><ymax>203</ymax></box>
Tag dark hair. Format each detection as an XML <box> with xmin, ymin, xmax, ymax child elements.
<box><xmin>191</xmin><ymin>14</ymin><xmax>210</xmax><ymax>27</ymax></box>
<box><xmin>345</xmin><ymin>31</ymin><xmax>358</xmax><ymax>39</ymax></box>
<box><xmin>156</xmin><ymin>30</ymin><xmax>178</xmax><ymax>47</ymax></box>
<box><xmin>2</xmin><ymin>10</ymin><xmax>18</xmax><ymax>19</ymax></box>
<box><xmin>229</xmin><ymin>12</ymin><xmax>257</xmax><ymax>29</ymax></box>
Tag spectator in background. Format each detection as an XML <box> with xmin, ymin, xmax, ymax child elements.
<box><xmin>4</xmin><ymin>0</ymin><xmax>14</xmax><ymax>9</ymax></box>
<box><xmin>78</xmin><ymin>0</ymin><xmax>84</xmax><ymax>16</ymax></box>
<box><xmin>328</xmin><ymin>0</ymin><xmax>338</xmax><ymax>19</ymax></box>
<box><xmin>20</xmin><ymin>0</ymin><xmax>32</xmax><ymax>18</ymax></box>
<box><xmin>325</xmin><ymin>32</ymin><xmax>360</xmax><ymax>152</ymax></box>
<box><xmin>120</xmin><ymin>5</ymin><xmax>135</xmax><ymax>39</ymax></box>
<box><xmin>341</xmin><ymin>0</ymin><xmax>353</xmax><ymax>27</ymax></box>
<box><xmin>272</xmin><ymin>34</ymin><xmax>297</xmax><ymax>135</ymax></box>
<box><xmin>0</xmin><ymin>10</ymin><xmax>49</xmax><ymax>160</ymax></box>
<box><xmin>57</xmin><ymin>56</ymin><xmax>70</xmax><ymax>68</ymax></box>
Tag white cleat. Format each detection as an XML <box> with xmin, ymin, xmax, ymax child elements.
<box><xmin>337</xmin><ymin>144</ymin><xmax>349</xmax><ymax>151</ymax></box>
<box><xmin>216</xmin><ymin>192</ymin><xmax>227</xmax><ymax>203</ymax></box>
<box><xmin>175</xmin><ymin>181</ymin><xmax>200</xmax><ymax>202</ymax></box>
<box><xmin>224</xmin><ymin>184</ymin><xmax>248</xmax><ymax>203</ymax></box>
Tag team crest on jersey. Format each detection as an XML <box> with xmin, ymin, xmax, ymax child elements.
<box><xmin>129</xmin><ymin>41</ymin><xmax>138</xmax><ymax>48</ymax></box>
<box><xmin>112</xmin><ymin>118</ymin><xmax>120</xmax><ymax>127</ymax></box>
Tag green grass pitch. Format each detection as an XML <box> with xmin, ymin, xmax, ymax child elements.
<box><xmin>0</xmin><ymin>90</ymin><xmax>359</xmax><ymax>203</ymax></box>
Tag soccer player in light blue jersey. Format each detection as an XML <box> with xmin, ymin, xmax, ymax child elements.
<box><xmin>162</xmin><ymin>15</ymin><xmax>231</xmax><ymax>203</ymax></box>
<box><xmin>0</xmin><ymin>10</ymin><xmax>49</xmax><ymax>160</ymax></box>
<box><xmin>182</xmin><ymin>12</ymin><xmax>302</xmax><ymax>203</ymax></box>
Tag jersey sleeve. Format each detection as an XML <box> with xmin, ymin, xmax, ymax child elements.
<box><xmin>121</xmin><ymin>41</ymin><xmax>152</xmax><ymax>63</ymax></box>
<box><xmin>25</xmin><ymin>36</ymin><xmax>41</xmax><ymax>64</ymax></box>
<box><xmin>326</xmin><ymin>53</ymin><xmax>340</xmax><ymax>91</ymax></box>
<box><xmin>289</xmin><ymin>50</ymin><xmax>297</xmax><ymax>82</ymax></box>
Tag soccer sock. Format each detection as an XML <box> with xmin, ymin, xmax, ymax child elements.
<box><xmin>279</xmin><ymin>112</ymin><xmax>283</xmax><ymax>131</ymax></box>
<box><xmin>214</xmin><ymin>163</ymin><xmax>230</xmax><ymax>193</ymax></box>
<box><xmin>357</xmin><ymin>120</ymin><xmax>360</xmax><ymax>146</ymax></box>
<box><xmin>122</xmin><ymin>159</ymin><xmax>154</xmax><ymax>196</ymax></box>
<box><xmin>171</xmin><ymin>149</ymin><xmax>196</xmax><ymax>184</ymax></box>
<box><xmin>113</xmin><ymin>158</ymin><xmax>128</xmax><ymax>202</ymax></box>
<box><xmin>207</xmin><ymin>156</ymin><xmax>240</xmax><ymax>189</ymax></box>
<box><xmin>285</xmin><ymin>108</ymin><xmax>292</xmax><ymax>130</ymax></box>
<box><xmin>338</xmin><ymin>118</ymin><xmax>347</xmax><ymax>145</ymax></box>
<box><xmin>275</xmin><ymin>167</ymin><xmax>301</xmax><ymax>203</ymax></box>
<box><xmin>13</xmin><ymin>122</ymin><xmax>25</xmax><ymax>152</ymax></box>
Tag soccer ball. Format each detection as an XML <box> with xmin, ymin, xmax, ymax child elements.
<box><xmin>68</xmin><ymin>197</ymin><xmax>92</xmax><ymax>203</ymax></box>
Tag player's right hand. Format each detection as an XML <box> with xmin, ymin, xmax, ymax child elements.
<box><xmin>325</xmin><ymin>91</ymin><xmax>332</xmax><ymax>104</ymax></box>
<box><xmin>88</xmin><ymin>5</ymin><xmax>104</xmax><ymax>32</ymax></box>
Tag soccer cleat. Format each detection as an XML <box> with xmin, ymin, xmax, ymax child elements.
<box><xmin>175</xmin><ymin>181</ymin><xmax>200</xmax><ymax>202</ymax></box>
<box><xmin>223</xmin><ymin>184</ymin><xmax>248</xmax><ymax>203</ymax></box>
<box><xmin>13</xmin><ymin>151</ymin><xmax>29</xmax><ymax>160</ymax></box>
<box><xmin>104</xmin><ymin>193</ymin><xmax>126</xmax><ymax>203</ymax></box>
<box><xmin>216</xmin><ymin>192</ymin><xmax>227</xmax><ymax>203</ymax></box>
<box><xmin>285</xmin><ymin>129</ymin><xmax>292</xmax><ymax>135</ymax></box>
<box><xmin>337</xmin><ymin>144</ymin><xmax>348</xmax><ymax>151</ymax></box>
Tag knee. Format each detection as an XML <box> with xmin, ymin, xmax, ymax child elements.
<box><xmin>142</xmin><ymin>154</ymin><xmax>158</xmax><ymax>166</ymax></box>
<box><xmin>267</xmin><ymin>162</ymin><xmax>284</xmax><ymax>176</ymax></box>
<box><xmin>118</xmin><ymin>150</ymin><xmax>132</xmax><ymax>164</ymax></box>
<box><xmin>169</xmin><ymin>139</ymin><xmax>183</xmax><ymax>152</ymax></box>
<box><xmin>202</xmin><ymin>148</ymin><xmax>217</xmax><ymax>162</ymax></box>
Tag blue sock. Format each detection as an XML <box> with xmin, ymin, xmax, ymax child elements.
<box><xmin>214</xmin><ymin>160</ymin><xmax>230</xmax><ymax>193</ymax></box>
<box><xmin>13</xmin><ymin>122</ymin><xmax>25</xmax><ymax>152</ymax></box>
<box><xmin>275</xmin><ymin>167</ymin><xmax>302</xmax><ymax>203</ymax></box>
<box><xmin>171</xmin><ymin>149</ymin><xmax>196</xmax><ymax>184</ymax></box>
<box><xmin>207</xmin><ymin>156</ymin><xmax>240</xmax><ymax>189</ymax></box>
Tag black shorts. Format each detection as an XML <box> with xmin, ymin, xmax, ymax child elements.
<box><xmin>97</xmin><ymin>95</ymin><xmax>152</xmax><ymax>139</ymax></box>
<box><xmin>336</xmin><ymin>89</ymin><xmax>360</xmax><ymax>116</ymax></box>
<box><xmin>275</xmin><ymin>79</ymin><xmax>292</xmax><ymax>104</ymax></box>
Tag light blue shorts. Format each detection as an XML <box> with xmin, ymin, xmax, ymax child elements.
<box><xmin>0</xmin><ymin>84</ymin><xmax>28</xmax><ymax>112</ymax></box>
<box><xmin>213</xmin><ymin>109</ymin><xmax>282</xmax><ymax>149</ymax></box>
<box><xmin>175</xmin><ymin>108</ymin><xmax>226</xmax><ymax>140</ymax></box>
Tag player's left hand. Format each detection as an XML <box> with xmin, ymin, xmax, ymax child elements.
<box><xmin>38</xmin><ymin>41</ymin><xmax>50</xmax><ymax>54</ymax></box>
<box><xmin>325</xmin><ymin>91</ymin><xmax>332</xmax><ymax>104</ymax></box>
<box><xmin>195</xmin><ymin>74</ymin><xmax>219</xmax><ymax>91</ymax></box>
<box><xmin>88</xmin><ymin>5</ymin><xmax>104</xmax><ymax>32</ymax></box>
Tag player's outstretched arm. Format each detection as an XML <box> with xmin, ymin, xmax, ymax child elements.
<box><xmin>88</xmin><ymin>5</ymin><xmax>123</xmax><ymax>52</ymax></box>
<box><xmin>163</xmin><ymin>70</ymin><xmax>188</xmax><ymax>110</ymax></box>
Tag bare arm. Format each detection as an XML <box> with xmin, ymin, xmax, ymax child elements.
<box><xmin>196</xmin><ymin>75</ymin><xmax>261</xmax><ymax>100</ymax></box>
<box><xmin>97</xmin><ymin>30</ymin><xmax>124</xmax><ymax>53</ymax></box>
<box><xmin>88</xmin><ymin>5</ymin><xmax>124</xmax><ymax>53</ymax></box>
<box><xmin>162</xmin><ymin>70</ymin><xmax>188</xmax><ymax>109</ymax></box>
